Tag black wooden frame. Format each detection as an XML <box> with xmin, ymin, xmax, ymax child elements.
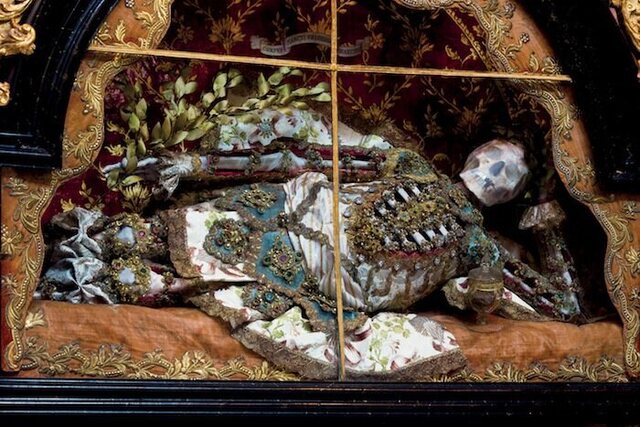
<box><xmin>2</xmin><ymin>0</ymin><xmax>640</xmax><ymax>420</ymax></box>
<box><xmin>1</xmin><ymin>379</ymin><xmax>640</xmax><ymax>422</ymax></box>
<box><xmin>0</xmin><ymin>0</ymin><xmax>117</xmax><ymax>169</ymax></box>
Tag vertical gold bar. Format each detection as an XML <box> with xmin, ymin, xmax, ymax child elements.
<box><xmin>330</xmin><ymin>0</ymin><xmax>346</xmax><ymax>381</ymax></box>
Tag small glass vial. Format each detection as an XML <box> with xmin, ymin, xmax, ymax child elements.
<box><xmin>465</xmin><ymin>265</ymin><xmax>504</xmax><ymax>325</ymax></box>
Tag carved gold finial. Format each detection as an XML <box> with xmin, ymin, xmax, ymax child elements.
<box><xmin>0</xmin><ymin>0</ymin><xmax>36</xmax><ymax>106</ymax></box>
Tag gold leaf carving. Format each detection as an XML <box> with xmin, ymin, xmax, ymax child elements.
<box><xmin>616</xmin><ymin>0</ymin><xmax>640</xmax><ymax>55</ymax></box>
<box><xmin>0</xmin><ymin>81</ymin><xmax>9</xmax><ymax>106</ymax></box>
<box><xmin>0</xmin><ymin>0</ymin><xmax>36</xmax><ymax>106</ymax></box>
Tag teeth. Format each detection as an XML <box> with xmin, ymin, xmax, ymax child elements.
<box><xmin>438</xmin><ymin>224</ymin><xmax>449</xmax><ymax>237</ymax></box>
<box><xmin>412</xmin><ymin>231</ymin><xmax>427</xmax><ymax>246</ymax></box>
<box><xmin>408</xmin><ymin>184</ymin><xmax>421</xmax><ymax>197</ymax></box>
<box><xmin>386</xmin><ymin>198</ymin><xmax>397</xmax><ymax>209</ymax></box>
<box><xmin>375</xmin><ymin>204</ymin><xmax>388</xmax><ymax>216</ymax></box>
<box><xmin>426</xmin><ymin>229</ymin><xmax>436</xmax><ymax>240</ymax></box>
<box><xmin>397</xmin><ymin>187</ymin><xmax>411</xmax><ymax>202</ymax></box>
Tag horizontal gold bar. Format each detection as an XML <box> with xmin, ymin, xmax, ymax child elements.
<box><xmin>87</xmin><ymin>45</ymin><xmax>572</xmax><ymax>83</ymax></box>
<box><xmin>337</xmin><ymin>63</ymin><xmax>572</xmax><ymax>82</ymax></box>
<box><xmin>89</xmin><ymin>45</ymin><xmax>333</xmax><ymax>71</ymax></box>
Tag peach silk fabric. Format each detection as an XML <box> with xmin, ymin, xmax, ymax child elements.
<box><xmin>15</xmin><ymin>300</ymin><xmax>623</xmax><ymax>379</ymax></box>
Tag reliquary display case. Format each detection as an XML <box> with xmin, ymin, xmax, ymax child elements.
<box><xmin>1</xmin><ymin>0</ymin><xmax>640</xmax><ymax>421</ymax></box>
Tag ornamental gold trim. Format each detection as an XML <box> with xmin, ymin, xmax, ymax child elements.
<box><xmin>22</xmin><ymin>337</ymin><xmax>298</xmax><ymax>381</ymax></box>
<box><xmin>0</xmin><ymin>0</ymin><xmax>37</xmax><ymax>106</ymax></box>
<box><xmin>394</xmin><ymin>0</ymin><xmax>640</xmax><ymax>379</ymax></box>
<box><xmin>20</xmin><ymin>336</ymin><xmax>626</xmax><ymax>382</ymax></box>
<box><xmin>433</xmin><ymin>356</ymin><xmax>628</xmax><ymax>383</ymax></box>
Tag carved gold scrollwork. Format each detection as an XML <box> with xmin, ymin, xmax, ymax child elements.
<box><xmin>612</xmin><ymin>0</ymin><xmax>640</xmax><ymax>59</ymax></box>
<box><xmin>0</xmin><ymin>0</ymin><xmax>37</xmax><ymax>106</ymax></box>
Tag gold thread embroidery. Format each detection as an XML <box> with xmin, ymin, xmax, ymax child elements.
<box><xmin>20</xmin><ymin>337</ymin><xmax>626</xmax><ymax>382</ymax></box>
<box><xmin>21</xmin><ymin>337</ymin><xmax>298</xmax><ymax>380</ymax></box>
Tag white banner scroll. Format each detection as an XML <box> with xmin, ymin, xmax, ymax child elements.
<box><xmin>250</xmin><ymin>33</ymin><xmax>370</xmax><ymax>57</ymax></box>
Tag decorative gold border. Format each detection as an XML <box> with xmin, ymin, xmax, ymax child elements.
<box><xmin>20</xmin><ymin>336</ymin><xmax>626</xmax><ymax>382</ymax></box>
<box><xmin>0</xmin><ymin>0</ymin><xmax>37</xmax><ymax>106</ymax></box>
<box><xmin>2</xmin><ymin>0</ymin><xmax>636</xmax><ymax>379</ymax></box>
<box><xmin>21</xmin><ymin>336</ymin><xmax>298</xmax><ymax>380</ymax></box>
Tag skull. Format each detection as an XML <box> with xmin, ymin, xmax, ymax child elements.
<box><xmin>459</xmin><ymin>139</ymin><xmax>529</xmax><ymax>207</ymax></box>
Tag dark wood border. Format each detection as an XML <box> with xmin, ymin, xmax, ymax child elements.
<box><xmin>1</xmin><ymin>379</ymin><xmax>640</xmax><ymax>422</ymax></box>
<box><xmin>0</xmin><ymin>0</ymin><xmax>116</xmax><ymax>169</ymax></box>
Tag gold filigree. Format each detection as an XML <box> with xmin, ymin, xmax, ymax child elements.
<box><xmin>239</xmin><ymin>185</ymin><xmax>277</xmax><ymax>213</ymax></box>
<box><xmin>0</xmin><ymin>0</ymin><xmax>36</xmax><ymax>106</ymax></box>
<box><xmin>430</xmin><ymin>356</ymin><xmax>628</xmax><ymax>383</ymax></box>
<box><xmin>263</xmin><ymin>234</ymin><xmax>303</xmax><ymax>283</ymax></box>
<box><xmin>21</xmin><ymin>337</ymin><xmax>298</xmax><ymax>380</ymax></box>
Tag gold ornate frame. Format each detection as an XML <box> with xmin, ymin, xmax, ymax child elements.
<box><xmin>0</xmin><ymin>0</ymin><xmax>37</xmax><ymax>106</ymax></box>
<box><xmin>2</xmin><ymin>0</ymin><xmax>639</xmax><ymax>380</ymax></box>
